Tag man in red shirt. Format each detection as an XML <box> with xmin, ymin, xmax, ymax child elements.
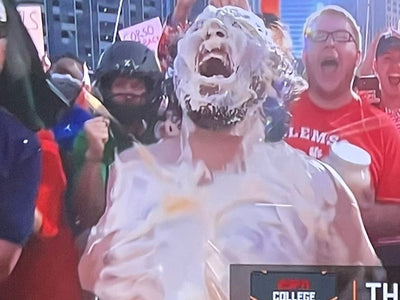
<box><xmin>285</xmin><ymin>6</ymin><xmax>400</xmax><ymax>249</ymax></box>
<box><xmin>374</xmin><ymin>29</ymin><xmax>400</xmax><ymax>130</ymax></box>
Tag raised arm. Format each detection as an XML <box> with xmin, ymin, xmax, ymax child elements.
<box><xmin>70</xmin><ymin>117</ymin><xmax>110</xmax><ymax>231</ymax></box>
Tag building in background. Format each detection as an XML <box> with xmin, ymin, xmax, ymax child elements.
<box><xmin>278</xmin><ymin>0</ymin><xmax>367</xmax><ymax>57</ymax></box>
<box><xmin>370</xmin><ymin>0</ymin><xmax>400</xmax><ymax>43</ymax></box>
<box><xmin>14</xmin><ymin>0</ymin><xmax>262</xmax><ymax>69</ymax></box>
<box><xmin>279</xmin><ymin>0</ymin><xmax>327</xmax><ymax>58</ymax></box>
<box><xmin>14</xmin><ymin>0</ymin><xmax>399</xmax><ymax>68</ymax></box>
<box><xmin>279</xmin><ymin>0</ymin><xmax>400</xmax><ymax>58</ymax></box>
<box><xmin>16</xmin><ymin>0</ymin><xmax>174</xmax><ymax>69</ymax></box>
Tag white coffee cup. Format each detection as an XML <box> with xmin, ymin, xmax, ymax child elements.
<box><xmin>322</xmin><ymin>141</ymin><xmax>375</xmax><ymax>209</ymax></box>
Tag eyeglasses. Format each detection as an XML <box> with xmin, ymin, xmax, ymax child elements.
<box><xmin>306</xmin><ymin>30</ymin><xmax>355</xmax><ymax>43</ymax></box>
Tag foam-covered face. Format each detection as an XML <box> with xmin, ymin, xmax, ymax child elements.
<box><xmin>174</xmin><ymin>6</ymin><xmax>277</xmax><ymax>130</ymax></box>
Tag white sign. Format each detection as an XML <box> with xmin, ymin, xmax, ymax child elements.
<box><xmin>17</xmin><ymin>5</ymin><xmax>45</xmax><ymax>59</ymax></box>
<box><xmin>118</xmin><ymin>17</ymin><xmax>163</xmax><ymax>52</ymax></box>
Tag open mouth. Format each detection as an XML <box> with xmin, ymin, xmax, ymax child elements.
<box><xmin>320</xmin><ymin>58</ymin><xmax>339</xmax><ymax>69</ymax></box>
<box><xmin>185</xmin><ymin>99</ymin><xmax>247</xmax><ymax>130</ymax></box>
<box><xmin>196</xmin><ymin>46</ymin><xmax>233</xmax><ymax>78</ymax></box>
<box><xmin>388</xmin><ymin>74</ymin><xmax>400</xmax><ymax>86</ymax></box>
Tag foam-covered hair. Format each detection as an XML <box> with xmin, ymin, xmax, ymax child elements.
<box><xmin>173</xmin><ymin>5</ymin><xmax>306</xmax><ymax>132</ymax></box>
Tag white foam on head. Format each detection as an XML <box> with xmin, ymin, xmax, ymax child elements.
<box><xmin>331</xmin><ymin>141</ymin><xmax>371</xmax><ymax>166</ymax></box>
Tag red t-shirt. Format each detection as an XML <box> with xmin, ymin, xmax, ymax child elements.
<box><xmin>0</xmin><ymin>130</ymin><xmax>82</xmax><ymax>300</ymax></box>
<box><xmin>286</xmin><ymin>91</ymin><xmax>400</xmax><ymax>203</ymax></box>
<box><xmin>383</xmin><ymin>107</ymin><xmax>400</xmax><ymax>131</ymax></box>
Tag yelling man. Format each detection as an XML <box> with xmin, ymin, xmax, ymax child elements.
<box><xmin>285</xmin><ymin>6</ymin><xmax>400</xmax><ymax>250</ymax></box>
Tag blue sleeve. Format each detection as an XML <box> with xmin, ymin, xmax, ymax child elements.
<box><xmin>52</xmin><ymin>105</ymin><xmax>92</xmax><ymax>152</ymax></box>
<box><xmin>0</xmin><ymin>110</ymin><xmax>41</xmax><ymax>245</ymax></box>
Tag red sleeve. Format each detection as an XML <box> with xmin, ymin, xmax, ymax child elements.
<box><xmin>157</xmin><ymin>15</ymin><xmax>189</xmax><ymax>74</ymax></box>
<box><xmin>36</xmin><ymin>130</ymin><xmax>66</xmax><ymax>238</ymax></box>
<box><xmin>375</xmin><ymin>119</ymin><xmax>400</xmax><ymax>203</ymax></box>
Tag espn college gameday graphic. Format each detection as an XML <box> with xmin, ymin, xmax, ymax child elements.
<box><xmin>231</xmin><ymin>265</ymin><xmax>400</xmax><ymax>300</ymax></box>
<box><xmin>250</xmin><ymin>271</ymin><xmax>336</xmax><ymax>299</ymax></box>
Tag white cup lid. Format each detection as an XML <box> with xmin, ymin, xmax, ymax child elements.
<box><xmin>331</xmin><ymin>141</ymin><xmax>371</xmax><ymax>166</ymax></box>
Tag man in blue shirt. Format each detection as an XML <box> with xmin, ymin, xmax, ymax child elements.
<box><xmin>0</xmin><ymin>108</ymin><xmax>40</xmax><ymax>281</ymax></box>
<box><xmin>0</xmin><ymin>0</ymin><xmax>56</xmax><ymax>281</ymax></box>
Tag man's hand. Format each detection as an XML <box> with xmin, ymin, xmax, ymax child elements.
<box><xmin>171</xmin><ymin>0</ymin><xmax>251</xmax><ymax>28</ymax></box>
<box><xmin>172</xmin><ymin>0</ymin><xmax>198</xmax><ymax>27</ymax></box>
<box><xmin>84</xmin><ymin>116</ymin><xmax>110</xmax><ymax>162</ymax></box>
<box><xmin>209</xmin><ymin>0</ymin><xmax>251</xmax><ymax>10</ymax></box>
<box><xmin>175</xmin><ymin>0</ymin><xmax>198</xmax><ymax>9</ymax></box>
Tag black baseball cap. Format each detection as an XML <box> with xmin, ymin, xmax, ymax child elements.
<box><xmin>375</xmin><ymin>30</ymin><xmax>400</xmax><ymax>59</ymax></box>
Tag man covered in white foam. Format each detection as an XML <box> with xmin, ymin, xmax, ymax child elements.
<box><xmin>79</xmin><ymin>5</ymin><xmax>379</xmax><ymax>300</ymax></box>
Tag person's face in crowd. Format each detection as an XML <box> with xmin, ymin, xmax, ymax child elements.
<box><xmin>108</xmin><ymin>76</ymin><xmax>148</xmax><ymax>136</ymax></box>
<box><xmin>51</xmin><ymin>57</ymin><xmax>83</xmax><ymax>81</ymax></box>
<box><xmin>374</xmin><ymin>48</ymin><xmax>400</xmax><ymax>99</ymax></box>
<box><xmin>303</xmin><ymin>12</ymin><xmax>360</xmax><ymax>99</ymax></box>
<box><xmin>110</xmin><ymin>77</ymin><xmax>147</xmax><ymax>106</ymax></box>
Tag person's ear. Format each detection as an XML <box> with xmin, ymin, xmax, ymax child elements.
<box><xmin>355</xmin><ymin>50</ymin><xmax>362</xmax><ymax>67</ymax></box>
<box><xmin>373</xmin><ymin>59</ymin><xmax>378</xmax><ymax>74</ymax></box>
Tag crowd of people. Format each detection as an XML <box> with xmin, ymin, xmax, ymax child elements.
<box><xmin>0</xmin><ymin>0</ymin><xmax>399</xmax><ymax>299</ymax></box>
